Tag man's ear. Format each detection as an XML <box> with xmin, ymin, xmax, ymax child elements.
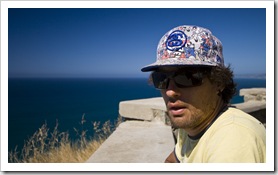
<box><xmin>217</xmin><ymin>85</ymin><xmax>225</xmax><ymax>96</ymax></box>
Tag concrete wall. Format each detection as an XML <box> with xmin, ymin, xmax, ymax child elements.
<box><xmin>86</xmin><ymin>88</ymin><xmax>266</xmax><ymax>163</ymax></box>
<box><xmin>233</xmin><ymin>88</ymin><xmax>266</xmax><ymax>124</ymax></box>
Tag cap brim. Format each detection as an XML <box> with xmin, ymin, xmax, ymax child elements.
<box><xmin>141</xmin><ymin>61</ymin><xmax>218</xmax><ymax>72</ymax></box>
<box><xmin>141</xmin><ymin>63</ymin><xmax>160</xmax><ymax>72</ymax></box>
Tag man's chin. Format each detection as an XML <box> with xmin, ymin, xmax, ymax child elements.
<box><xmin>169</xmin><ymin>115</ymin><xmax>188</xmax><ymax>128</ymax></box>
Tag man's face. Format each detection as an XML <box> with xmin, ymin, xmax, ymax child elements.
<box><xmin>156</xmin><ymin>67</ymin><xmax>221</xmax><ymax>134</ymax></box>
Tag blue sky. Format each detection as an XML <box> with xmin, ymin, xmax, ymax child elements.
<box><xmin>8</xmin><ymin>8</ymin><xmax>266</xmax><ymax>78</ymax></box>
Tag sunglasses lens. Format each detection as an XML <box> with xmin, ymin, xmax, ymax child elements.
<box><xmin>174</xmin><ymin>74</ymin><xmax>194</xmax><ymax>87</ymax></box>
<box><xmin>174</xmin><ymin>72</ymin><xmax>203</xmax><ymax>88</ymax></box>
<box><xmin>152</xmin><ymin>71</ymin><xmax>203</xmax><ymax>89</ymax></box>
<box><xmin>152</xmin><ymin>72</ymin><xmax>169</xmax><ymax>89</ymax></box>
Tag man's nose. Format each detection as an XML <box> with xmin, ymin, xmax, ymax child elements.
<box><xmin>165</xmin><ymin>79</ymin><xmax>181</xmax><ymax>98</ymax></box>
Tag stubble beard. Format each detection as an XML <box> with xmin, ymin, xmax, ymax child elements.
<box><xmin>168</xmin><ymin>108</ymin><xmax>204</xmax><ymax>130</ymax></box>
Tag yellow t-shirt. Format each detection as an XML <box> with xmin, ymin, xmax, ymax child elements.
<box><xmin>175</xmin><ymin>107</ymin><xmax>266</xmax><ymax>163</ymax></box>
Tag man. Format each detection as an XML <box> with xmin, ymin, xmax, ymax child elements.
<box><xmin>141</xmin><ymin>25</ymin><xmax>266</xmax><ymax>163</ymax></box>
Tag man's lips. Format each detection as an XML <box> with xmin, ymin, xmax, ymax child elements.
<box><xmin>167</xmin><ymin>102</ymin><xmax>187</xmax><ymax>116</ymax></box>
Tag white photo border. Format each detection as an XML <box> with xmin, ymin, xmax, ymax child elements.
<box><xmin>1</xmin><ymin>0</ymin><xmax>274</xmax><ymax>172</ymax></box>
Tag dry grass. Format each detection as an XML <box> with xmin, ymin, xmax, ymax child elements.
<box><xmin>9</xmin><ymin>115</ymin><xmax>122</xmax><ymax>163</ymax></box>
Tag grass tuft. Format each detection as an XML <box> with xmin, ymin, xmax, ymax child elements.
<box><xmin>9</xmin><ymin>115</ymin><xmax>123</xmax><ymax>163</ymax></box>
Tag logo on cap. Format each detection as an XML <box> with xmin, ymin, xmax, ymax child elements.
<box><xmin>166</xmin><ymin>30</ymin><xmax>187</xmax><ymax>51</ymax></box>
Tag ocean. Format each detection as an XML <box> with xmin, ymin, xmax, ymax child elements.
<box><xmin>8</xmin><ymin>77</ymin><xmax>266</xmax><ymax>151</ymax></box>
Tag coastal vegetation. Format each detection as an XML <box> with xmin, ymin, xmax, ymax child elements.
<box><xmin>8</xmin><ymin>115</ymin><xmax>122</xmax><ymax>163</ymax></box>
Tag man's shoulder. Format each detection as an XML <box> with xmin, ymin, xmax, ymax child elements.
<box><xmin>212</xmin><ymin>107</ymin><xmax>265</xmax><ymax>136</ymax></box>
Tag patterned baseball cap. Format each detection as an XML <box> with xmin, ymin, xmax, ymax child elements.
<box><xmin>141</xmin><ymin>25</ymin><xmax>224</xmax><ymax>72</ymax></box>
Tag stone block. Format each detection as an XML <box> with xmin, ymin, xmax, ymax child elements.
<box><xmin>240</xmin><ymin>88</ymin><xmax>266</xmax><ymax>102</ymax></box>
<box><xmin>233</xmin><ymin>101</ymin><xmax>266</xmax><ymax>113</ymax></box>
<box><xmin>119</xmin><ymin>97</ymin><xmax>166</xmax><ymax>121</ymax></box>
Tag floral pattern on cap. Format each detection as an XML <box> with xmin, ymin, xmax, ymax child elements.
<box><xmin>141</xmin><ymin>25</ymin><xmax>224</xmax><ymax>72</ymax></box>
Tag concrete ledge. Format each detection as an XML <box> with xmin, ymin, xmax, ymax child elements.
<box><xmin>119</xmin><ymin>97</ymin><xmax>166</xmax><ymax>121</ymax></box>
<box><xmin>233</xmin><ymin>101</ymin><xmax>266</xmax><ymax>113</ymax></box>
<box><xmin>240</xmin><ymin>88</ymin><xmax>266</xmax><ymax>102</ymax></box>
<box><xmin>86</xmin><ymin>120</ymin><xmax>174</xmax><ymax>163</ymax></box>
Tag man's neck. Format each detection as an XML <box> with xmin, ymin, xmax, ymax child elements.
<box><xmin>187</xmin><ymin>99</ymin><xmax>226</xmax><ymax>139</ymax></box>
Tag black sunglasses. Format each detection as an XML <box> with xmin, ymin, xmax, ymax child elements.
<box><xmin>151</xmin><ymin>70</ymin><xmax>205</xmax><ymax>89</ymax></box>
